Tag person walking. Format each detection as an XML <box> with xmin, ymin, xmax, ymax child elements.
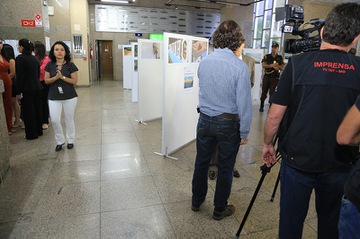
<box><xmin>45</xmin><ymin>41</ymin><xmax>79</xmax><ymax>151</ymax></box>
<box><xmin>191</xmin><ymin>20</ymin><xmax>252</xmax><ymax>220</ymax></box>
<box><xmin>262</xmin><ymin>3</ymin><xmax>360</xmax><ymax>238</ymax></box>
<box><xmin>15</xmin><ymin>38</ymin><xmax>42</xmax><ymax>140</ymax></box>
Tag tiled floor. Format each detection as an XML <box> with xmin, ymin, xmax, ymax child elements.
<box><xmin>0</xmin><ymin>80</ymin><xmax>318</xmax><ymax>238</ymax></box>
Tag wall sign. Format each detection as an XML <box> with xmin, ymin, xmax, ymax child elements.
<box><xmin>21</xmin><ymin>20</ymin><xmax>36</xmax><ymax>27</ymax></box>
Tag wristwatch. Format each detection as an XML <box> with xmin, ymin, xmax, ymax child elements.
<box><xmin>62</xmin><ymin>76</ymin><xmax>66</xmax><ymax>80</ymax></box>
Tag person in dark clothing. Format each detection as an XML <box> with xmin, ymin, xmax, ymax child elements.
<box><xmin>34</xmin><ymin>41</ymin><xmax>51</xmax><ymax>130</ymax></box>
<box><xmin>15</xmin><ymin>38</ymin><xmax>42</xmax><ymax>140</ymax></box>
<box><xmin>259</xmin><ymin>42</ymin><xmax>284</xmax><ymax>112</ymax></box>
<box><xmin>337</xmin><ymin>95</ymin><xmax>360</xmax><ymax>239</ymax></box>
<box><xmin>262</xmin><ymin>2</ymin><xmax>360</xmax><ymax>239</ymax></box>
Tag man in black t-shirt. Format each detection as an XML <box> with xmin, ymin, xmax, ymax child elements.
<box><xmin>337</xmin><ymin>95</ymin><xmax>360</xmax><ymax>239</ymax></box>
<box><xmin>259</xmin><ymin>42</ymin><xmax>284</xmax><ymax>112</ymax></box>
<box><xmin>262</xmin><ymin>3</ymin><xmax>360</xmax><ymax>239</ymax></box>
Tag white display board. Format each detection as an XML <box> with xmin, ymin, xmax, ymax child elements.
<box><xmin>137</xmin><ymin>39</ymin><xmax>163</xmax><ymax>122</ymax></box>
<box><xmin>243</xmin><ymin>48</ymin><xmax>265</xmax><ymax>101</ymax></box>
<box><xmin>161</xmin><ymin>32</ymin><xmax>209</xmax><ymax>156</ymax></box>
<box><xmin>122</xmin><ymin>45</ymin><xmax>132</xmax><ymax>89</ymax></box>
<box><xmin>131</xmin><ymin>42</ymin><xmax>138</xmax><ymax>102</ymax></box>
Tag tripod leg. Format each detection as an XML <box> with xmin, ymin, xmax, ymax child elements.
<box><xmin>270</xmin><ymin>170</ymin><xmax>280</xmax><ymax>202</ymax></box>
<box><xmin>235</xmin><ymin>165</ymin><xmax>270</xmax><ymax>238</ymax></box>
<box><xmin>270</xmin><ymin>151</ymin><xmax>282</xmax><ymax>202</ymax></box>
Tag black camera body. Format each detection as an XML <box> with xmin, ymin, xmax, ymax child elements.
<box><xmin>282</xmin><ymin>5</ymin><xmax>325</xmax><ymax>54</ymax></box>
<box><xmin>285</xmin><ymin>5</ymin><xmax>304</xmax><ymax>23</ymax></box>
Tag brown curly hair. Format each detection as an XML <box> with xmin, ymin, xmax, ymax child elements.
<box><xmin>212</xmin><ymin>20</ymin><xmax>243</xmax><ymax>52</ymax></box>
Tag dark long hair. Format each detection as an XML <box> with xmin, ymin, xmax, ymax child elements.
<box><xmin>2</xmin><ymin>44</ymin><xmax>15</xmax><ymax>62</ymax></box>
<box><xmin>18</xmin><ymin>38</ymin><xmax>34</xmax><ymax>54</ymax></box>
<box><xmin>34</xmin><ymin>41</ymin><xmax>47</xmax><ymax>61</ymax></box>
<box><xmin>49</xmin><ymin>41</ymin><xmax>71</xmax><ymax>63</ymax></box>
<box><xmin>0</xmin><ymin>38</ymin><xmax>9</xmax><ymax>62</ymax></box>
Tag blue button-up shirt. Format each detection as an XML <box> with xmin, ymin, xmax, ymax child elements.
<box><xmin>198</xmin><ymin>48</ymin><xmax>252</xmax><ymax>139</ymax></box>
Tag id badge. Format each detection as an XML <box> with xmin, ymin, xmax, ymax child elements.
<box><xmin>58</xmin><ymin>86</ymin><xmax>64</xmax><ymax>94</ymax></box>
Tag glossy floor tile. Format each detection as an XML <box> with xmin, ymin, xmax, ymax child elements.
<box><xmin>0</xmin><ymin>80</ymin><xmax>318</xmax><ymax>238</ymax></box>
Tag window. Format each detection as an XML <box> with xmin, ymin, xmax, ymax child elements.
<box><xmin>252</xmin><ymin>0</ymin><xmax>287</xmax><ymax>52</ymax></box>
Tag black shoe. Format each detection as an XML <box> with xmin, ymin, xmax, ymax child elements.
<box><xmin>209</xmin><ymin>170</ymin><xmax>217</xmax><ymax>180</ymax></box>
<box><xmin>233</xmin><ymin>169</ymin><xmax>240</xmax><ymax>178</ymax></box>
<box><xmin>191</xmin><ymin>201</ymin><xmax>203</xmax><ymax>212</ymax></box>
<box><xmin>259</xmin><ymin>102</ymin><xmax>264</xmax><ymax>112</ymax></box>
<box><xmin>55</xmin><ymin>144</ymin><xmax>64</xmax><ymax>152</ymax></box>
<box><xmin>67</xmin><ymin>143</ymin><xmax>74</xmax><ymax>149</ymax></box>
<box><xmin>212</xmin><ymin>205</ymin><xmax>235</xmax><ymax>220</ymax></box>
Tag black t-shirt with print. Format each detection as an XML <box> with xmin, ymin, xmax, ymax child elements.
<box><xmin>272</xmin><ymin>49</ymin><xmax>360</xmax><ymax>172</ymax></box>
<box><xmin>45</xmin><ymin>61</ymin><xmax>78</xmax><ymax>100</ymax></box>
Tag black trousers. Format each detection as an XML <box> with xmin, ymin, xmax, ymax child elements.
<box><xmin>21</xmin><ymin>90</ymin><xmax>43</xmax><ymax>139</ymax></box>
<box><xmin>260</xmin><ymin>75</ymin><xmax>279</xmax><ymax>103</ymax></box>
<box><xmin>40</xmin><ymin>81</ymin><xmax>50</xmax><ymax>124</ymax></box>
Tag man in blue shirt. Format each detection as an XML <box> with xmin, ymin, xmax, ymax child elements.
<box><xmin>191</xmin><ymin>20</ymin><xmax>252</xmax><ymax>220</ymax></box>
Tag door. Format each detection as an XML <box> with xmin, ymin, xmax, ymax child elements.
<box><xmin>97</xmin><ymin>40</ymin><xmax>113</xmax><ymax>80</ymax></box>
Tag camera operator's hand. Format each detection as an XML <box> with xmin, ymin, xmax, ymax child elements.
<box><xmin>262</xmin><ymin>144</ymin><xmax>276</xmax><ymax>167</ymax></box>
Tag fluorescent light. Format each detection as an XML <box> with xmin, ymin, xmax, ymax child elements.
<box><xmin>101</xmin><ymin>0</ymin><xmax>135</xmax><ymax>3</ymax></box>
<box><xmin>55</xmin><ymin>0</ymin><xmax>62</xmax><ymax>7</ymax></box>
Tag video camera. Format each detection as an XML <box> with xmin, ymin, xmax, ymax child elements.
<box><xmin>281</xmin><ymin>5</ymin><xmax>325</xmax><ymax>54</ymax></box>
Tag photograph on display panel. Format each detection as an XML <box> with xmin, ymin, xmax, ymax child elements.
<box><xmin>184</xmin><ymin>66</ymin><xmax>195</xmax><ymax>90</ymax></box>
<box><xmin>191</xmin><ymin>40</ymin><xmax>208</xmax><ymax>63</ymax></box>
<box><xmin>134</xmin><ymin>59</ymin><xmax>138</xmax><ymax>72</ymax></box>
<box><xmin>134</xmin><ymin>44</ymin><xmax>138</xmax><ymax>57</ymax></box>
<box><xmin>123</xmin><ymin>46</ymin><xmax>132</xmax><ymax>56</ymax></box>
<box><xmin>141</xmin><ymin>42</ymin><xmax>161</xmax><ymax>59</ymax></box>
<box><xmin>168</xmin><ymin>38</ymin><xmax>188</xmax><ymax>63</ymax></box>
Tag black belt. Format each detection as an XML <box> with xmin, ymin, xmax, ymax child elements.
<box><xmin>217</xmin><ymin>113</ymin><xmax>239</xmax><ymax>120</ymax></box>
<box><xmin>264</xmin><ymin>75</ymin><xmax>279</xmax><ymax>79</ymax></box>
<box><xmin>198</xmin><ymin>110</ymin><xmax>238</xmax><ymax>120</ymax></box>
